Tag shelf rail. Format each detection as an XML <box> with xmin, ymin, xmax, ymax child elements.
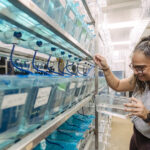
<box><xmin>81</xmin><ymin>0</ymin><xmax>95</xmax><ymax>25</ymax></box>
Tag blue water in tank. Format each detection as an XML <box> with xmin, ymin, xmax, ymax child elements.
<box><xmin>62</xmin><ymin>77</ymin><xmax>77</xmax><ymax>110</ymax></box>
<box><xmin>72</xmin><ymin>77</ymin><xmax>83</xmax><ymax>105</ymax></box>
<box><xmin>20</xmin><ymin>75</ymin><xmax>57</xmax><ymax>134</ymax></box>
<box><xmin>47</xmin><ymin>77</ymin><xmax>70</xmax><ymax>120</ymax></box>
<box><xmin>0</xmin><ymin>75</ymin><xmax>34</xmax><ymax>149</ymax></box>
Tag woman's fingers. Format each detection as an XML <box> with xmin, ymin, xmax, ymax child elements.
<box><xmin>95</xmin><ymin>57</ymin><xmax>101</xmax><ymax>62</ymax></box>
<box><xmin>124</xmin><ymin>102</ymin><xmax>138</xmax><ymax>108</ymax></box>
<box><xmin>93</xmin><ymin>56</ymin><xmax>99</xmax><ymax>64</ymax></box>
<box><xmin>95</xmin><ymin>54</ymin><xmax>102</xmax><ymax>60</ymax></box>
<box><xmin>94</xmin><ymin>54</ymin><xmax>109</xmax><ymax>70</ymax></box>
<box><xmin>94</xmin><ymin>55</ymin><xmax>103</xmax><ymax>68</ymax></box>
<box><xmin>124</xmin><ymin>97</ymin><xmax>148</xmax><ymax>119</ymax></box>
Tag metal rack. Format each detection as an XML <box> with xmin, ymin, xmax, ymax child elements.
<box><xmin>81</xmin><ymin>0</ymin><xmax>95</xmax><ymax>25</ymax></box>
<box><xmin>0</xmin><ymin>1</ymin><xmax>106</xmax><ymax>150</ymax></box>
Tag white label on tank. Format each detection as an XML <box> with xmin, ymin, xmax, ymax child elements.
<box><xmin>1</xmin><ymin>93</ymin><xmax>28</xmax><ymax>109</ymax></box>
<box><xmin>69</xmin><ymin>83</ymin><xmax>76</xmax><ymax>89</ymax></box>
<box><xmin>69</xmin><ymin>11</ymin><xmax>75</xmax><ymax>20</ymax></box>
<box><xmin>60</xmin><ymin>0</ymin><xmax>66</xmax><ymax>8</ymax></box>
<box><xmin>53</xmin><ymin>107</ymin><xmax>59</xmax><ymax>112</ymax></box>
<box><xmin>77</xmin><ymin>83</ymin><xmax>82</xmax><ymax>88</ymax></box>
<box><xmin>34</xmin><ymin>87</ymin><xmax>52</xmax><ymax>108</ymax></box>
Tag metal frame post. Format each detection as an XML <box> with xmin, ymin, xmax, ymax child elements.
<box><xmin>94</xmin><ymin>12</ymin><xmax>99</xmax><ymax>150</ymax></box>
<box><xmin>95</xmin><ymin>65</ymin><xmax>99</xmax><ymax>150</ymax></box>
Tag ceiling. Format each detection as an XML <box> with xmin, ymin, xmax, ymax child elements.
<box><xmin>74</xmin><ymin>0</ymin><xmax>150</xmax><ymax>73</ymax></box>
<box><xmin>75</xmin><ymin>0</ymin><xmax>150</xmax><ymax>51</ymax></box>
<box><xmin>101</xmin><ymin>0</ymin><xmax>143</xmax><ymax>50</ymax></box>
<box><xmin>87</xmin><ymin>0</ymin><xmax>150</xmax><ymax>73</ymax></box>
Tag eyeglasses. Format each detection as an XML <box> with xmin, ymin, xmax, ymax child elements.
<box><xmin>129</xmin><ymin>63</ymin><xmax>148</xmax><ymax>73</ymax></box>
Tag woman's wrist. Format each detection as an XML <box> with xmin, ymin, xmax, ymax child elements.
<box><xmin>102</xmin><ymin>66</ymin><xmax>110</xmax><ymax>72</ymax></box>
<box><xmin>143</xmin><ymin>109</ymin><xmax>150</xmax><ymax>122</ymax></box>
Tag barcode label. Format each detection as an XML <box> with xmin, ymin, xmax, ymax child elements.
<box><xmin>53</xmin><ymin>106</ymin><xmax>59</xmax><ymax>112</ymax></box>
<box><xmin>1</xmin><ymin>93</ymin><xmax>28</xmax><ymax>109</ymax></box>
<box><xmin>34</xmin><ymin>87</ymin><xmax>52</xmax><ymax>108</ymax></box>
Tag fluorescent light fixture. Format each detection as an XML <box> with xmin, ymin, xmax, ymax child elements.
<box><xmin>111</xmin><ymin>41</ymin><xmax>130</xmax><ymax>45</ymax></box>
<box><xmin>107</xmin><ymin>21</ymin><xmax>139</xmax><ymax>29</ymax></box>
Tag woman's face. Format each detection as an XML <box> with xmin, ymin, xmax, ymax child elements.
<box><xmin>132</xmin><ymin>51</ymin><xmax>150</xmax><ymax>81</ymax></box>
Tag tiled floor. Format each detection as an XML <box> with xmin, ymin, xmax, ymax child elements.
<box><xmin>88</xmin><ymin>116</ymin><xmax>133</xmax><ymax>150</ymax></box>
<box><xmin>107</xmin><ymin>117</ymin><xmax>133</xmax><ymax>150</ymax></box>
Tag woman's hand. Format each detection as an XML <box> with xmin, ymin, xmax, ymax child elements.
<box><xmin>93</xmin><ymin>54</ymin><xmax>109</xmax><ymax>71</ymax></box>
<box><xmin>124</xmin><ymin>97</ymin><xmax>149</xmax><ymax>120</ymax></box>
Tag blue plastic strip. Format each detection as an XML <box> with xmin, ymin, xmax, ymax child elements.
<box><xmin>65</xmin><ymin>121</ymin><xmax>79</xmax><ymax>128</ymax></box>
<box><xmin>46</xmin><ymin>139</ymin><xmax>64</xmax><ymax>149</ymax></box>
<box><xmin>57</xmin><ymin>130</ymin><xmax>75</xmax><ymax>139</ymax></box>
<box><xmin>72</xmin><ymin>116</ymin><xmax>86</xmax><ymax>123</ymax></box>
<box><xmin>32</xmin><ymin>50</ymin><xmax>52</xmax><ymax>76</ymax></box>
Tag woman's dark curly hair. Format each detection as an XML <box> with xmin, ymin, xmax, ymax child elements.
<box><xmin>133</xmin><ymin>36</ymin><xmax>150</xmax><ymax>93</ymax></box>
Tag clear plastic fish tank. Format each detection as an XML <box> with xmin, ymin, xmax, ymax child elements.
<box><xmin>98</xmin><ymin>77</ymin><xmax>106</xmax><ymax>89</ymax></box>
<box><xmin>62</xmin><ymin>1</ymin><xmax>76</xmax><ymax>36</ymax></box>
<box><xmin>84</xmin><ymin>77</ymin><xmax>92</xmax><ymax>97</ymax></box>
<box><xmin>21</xmin><ymin>75</ymin><xmax>57</xmax><ymax>134</ymax></box>
<box><xmin>85</xmin><ymin>32</ymin><xmax>93</xmax><ymax>51</ymax></box>
<box><xmin>96</xmin><ymin>94</ymin><xmax>130</xmax><ymax>119</ymax></box>
<box><xmin>32</xmin><ymin>0</ymin><xmax>66</xmax><ymax>26</ymax></box>
<box><xmin>89</xmin><ymin>77</ymin><xmax>95</xmax><ymax>93</ymax></box>
<box><xmin>72</xmin><ymin>77</ymin><xmax>84</xmax><ymax>105</ymax></box>
<box><xmin>79</xmin><ymin>25</ymin><xmax>87</xmax><ymax>46</ymax></box>
<box><xmin>62</xmin><ymin>77</ymin><xmax>77</xmax><ymax>110</ymax></box>
<box><xmin>73</xmin><ymin>17</ymin><xmax>83</xmax><ymax>42</ymax></box>
<box><xmin>79</xmin><ymin>78</ymin><xmax>88</xmax><ymax>101</ymax></box>
<box><xmin>47</xmin><ymin>77</ymin><xmax>70</xmax><ymax>119</ymax></box>
<box><xmin>0</xmin><ymin>75</ymin><xmax>34</xmax><ymax>149</ymax></box>
<box><xmin>48</xmin><ymin>0</ymin><xmax>67</xmax><ymax>26</ymax></box>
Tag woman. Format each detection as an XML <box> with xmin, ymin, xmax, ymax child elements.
<box><xmin>94</xmin><ymin>36</ymin><xmax>150</xmax><ymax>150</ymax></box>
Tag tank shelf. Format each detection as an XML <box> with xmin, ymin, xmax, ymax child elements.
<box><xmin>7</xmin><ymin>95</ymin><xmax>93</xmax><ymax>150</ymax></box>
